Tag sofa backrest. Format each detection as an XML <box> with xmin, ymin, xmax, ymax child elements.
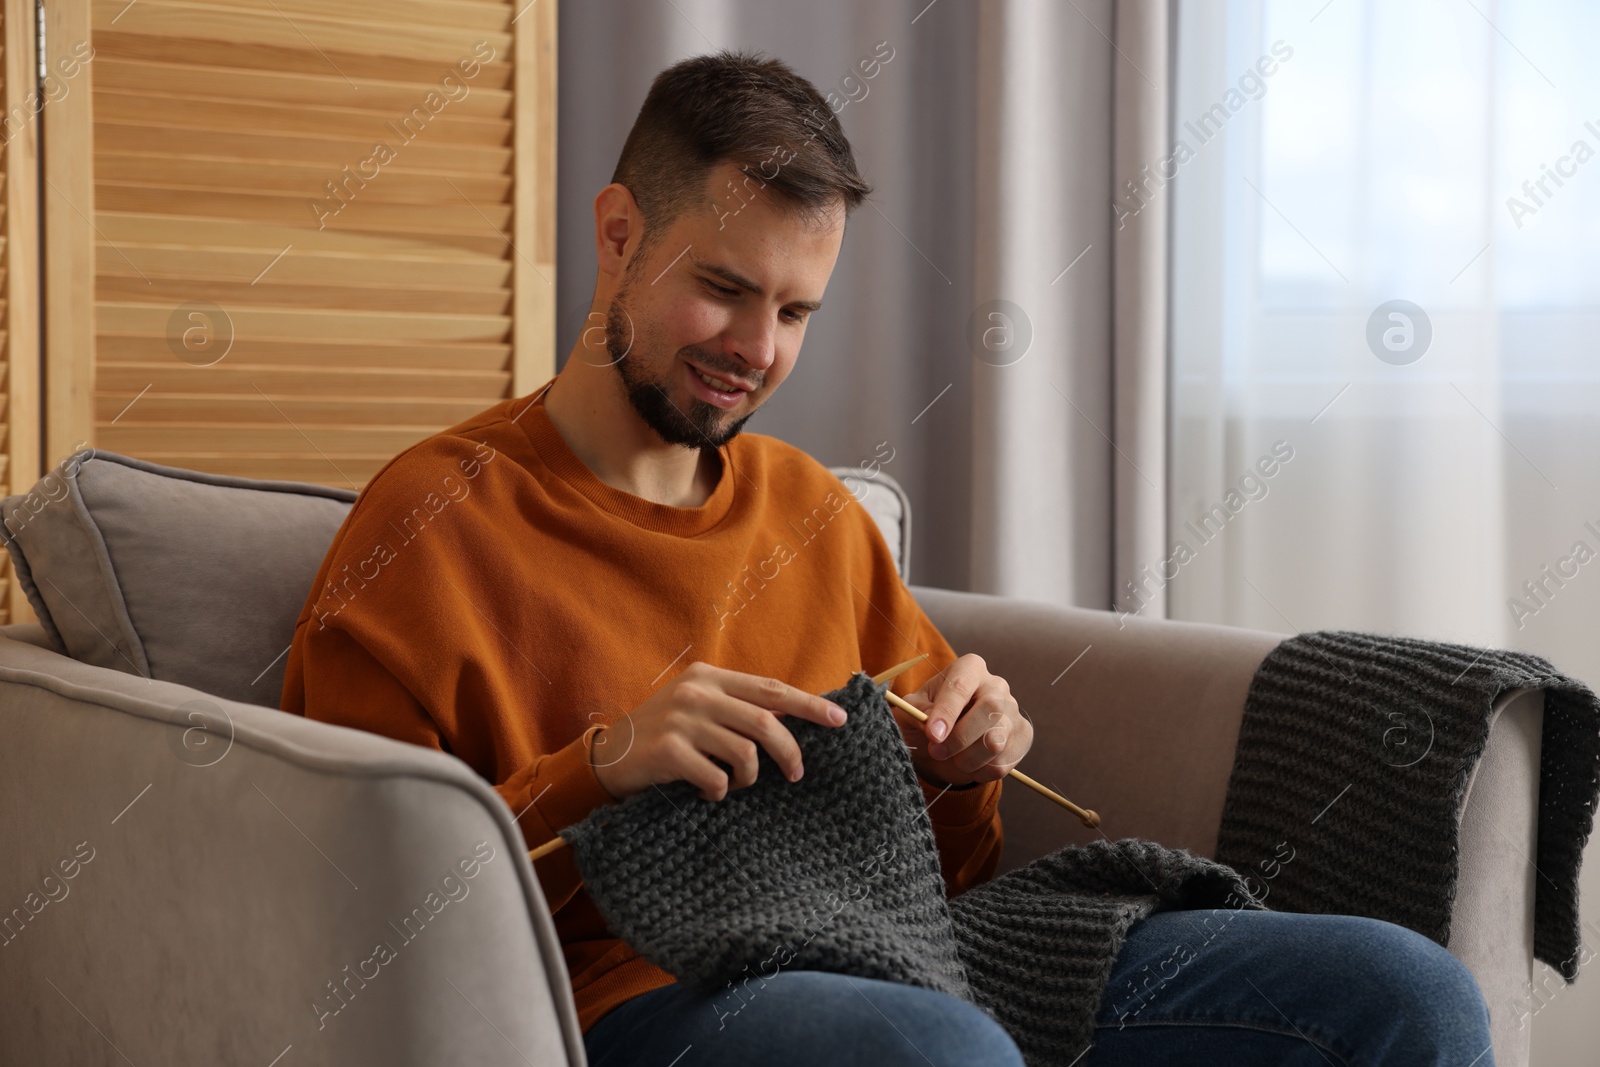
<box><xmin>1</xmin><ymin>450</ymin><xmax>912</xmax><ymax>707</ymax></box>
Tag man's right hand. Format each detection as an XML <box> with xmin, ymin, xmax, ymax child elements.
<box><xmin>590</xmin><ymin>662</ymin><xmax>848</xmax><ymax>803</ymax></box>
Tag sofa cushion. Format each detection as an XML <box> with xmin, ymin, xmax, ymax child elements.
<box><xmin>0</xmin><ymin>451</ymin><xmax>355</xmax><ymax>705</ymax></box>
<box><xmin>0</xmin><ymin>451</ymin><xmax>913</xmax><ymax>709</ymax></box>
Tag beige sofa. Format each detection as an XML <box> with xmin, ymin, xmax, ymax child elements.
<box><xmin>0</xmin><ymin>451</ymin><xmax>1542</xmax><ymax>1066</ymax></box>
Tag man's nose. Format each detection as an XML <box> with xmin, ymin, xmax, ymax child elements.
<box><xmin>722</xmin><ymin>308</ymin><xmax>778</xmax><ymax>372</ymax></box>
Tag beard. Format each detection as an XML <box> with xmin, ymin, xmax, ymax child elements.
<box><xmin>605</xmin><ymin>281</ymin><xmax>760</xmax><ymax>450</ymax></box>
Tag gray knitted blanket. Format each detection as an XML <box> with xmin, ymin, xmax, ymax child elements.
<box><xmin>1216</xmin><ymin>631</ymin><xmax>1600</xmax><ymax>980</ymax></box>
<box><xmin>561</xmin><ymin>672</ymin><xmax>1256</xmax><ymax>1065</ymax></box>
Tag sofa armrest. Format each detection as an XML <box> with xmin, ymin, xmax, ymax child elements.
<box><xmin>910</xmin><ymin>586</ymin><xmax>1281</xmax><ymax>867</ymax></box>
<box><xmin>1450</xmin><ymin>687</ymin><xmax>1542</xmax><ymax>1067</ymax></box>
<box><xmin>0</xmin><ymin>636</ymin><xmax>586</xmax><ymax>1067</ymax></box>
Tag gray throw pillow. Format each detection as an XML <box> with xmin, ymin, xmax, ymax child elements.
<box><xmin>0</xmin><ymin>451</ymin><xmax>354</xmax><ymax>706</ymax></box>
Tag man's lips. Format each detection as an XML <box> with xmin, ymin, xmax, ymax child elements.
<box><xmin>683</xmin><ymin>361</ymin><xmax>750</xmax><ymax>409</ymax></box>
<box><xmin>684</xmin><ymin>360</ymin><xmax>756</xmax><ymax>394</ymax></box>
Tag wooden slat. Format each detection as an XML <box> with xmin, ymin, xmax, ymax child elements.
<box><xmin>99</xmin><ymin>423</ymin><xmax>443</xmax><ymax>455</ymax></box>
<box><xmin>96</xmin><ymin>275</ymin><xmax>512</xmax><ymax>315</ymax></box>
<box><xmin>127</xmin><ymin>0</ymin><xmax>513</xmax><ymax>35</ymax></box>
<box><xmin>97</xmin><ymin>364</ymin><xmax>511</xmax><ymax>397</ymax></box>
<box><xmin>94</xmin><ymin>1</ymin><xmax>513</xmax><ymax>64</ymax></box>
<box><xmin>94</xmin><ymin>187</ymin><xmax>513</xmax><ymax>247</ymax></box>
<box><xmin>93</xmin><ymin>57</ymin><xmax>515</xmax><ymax>118</ymax></box>
<box><xmin>99</xmin><ymin>302</ymin><xmax>509</xmax><ymax>343</ymax></box>
<box><xmin>94</xmin><ymin>393</ymin><xmax>493</xmax><ymax>425</ymax></box>
<box><xmin>96</xmin><ymin>122</ymin><xmax>513</xmax><ymax>172</ymax></box>
<box><xmin>95</xmin><ymin>153</ymin><xmax>513</xmax><ymax>203</ymax></box>
<box><xmin>93</xmin><ymin>90</ymin><xmax>513</xmax><ymax>145</ymax></box>
<box><xmin>97</xmin><ymin>211</ymin><xmax>509</xmax><ymax>261</ymax></box>
<box><xmin>93</xmin><ymin>30</ymin><xmax>516</xmax><ymax>90</ymax></box>
<box><xmin>94</xmin><ymin>243</ymin><xmax>512</xmax><ymax>289</ymax></box>
<box><xmin>95</xmin><ymin>335</ymin><xmax>511</xmax><ymax>371</ymax></box>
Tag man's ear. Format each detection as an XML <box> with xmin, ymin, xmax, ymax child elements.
<box><xmin>594</xmin><ymin>183</ymin><xmax>644</xmax><ymax>280</ymax></box>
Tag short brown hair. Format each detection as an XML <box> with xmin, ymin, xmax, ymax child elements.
<box><xmin>611</xmin><ymin>50</ymin><xmax>871</xmax><ymax>258</ymax></box>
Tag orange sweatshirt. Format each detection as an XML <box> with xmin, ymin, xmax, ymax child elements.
<box><xmin>280</xmin><ymin>380</ymin><xmax>1003</xmax><ymax>1032</ymax></box>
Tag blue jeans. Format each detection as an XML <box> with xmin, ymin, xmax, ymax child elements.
<box><xmin>582</xmin><ymin>910</ymin><xmax>1495</xmax><ymax>1066</ymax></box>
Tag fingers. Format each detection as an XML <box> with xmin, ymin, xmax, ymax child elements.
<box><xmin>688</xmin><ymin>698</ymin><xmax>824</xmax><ymax>790</ymax></box>
<box><xmin>925</xmin><ymin>665</ymin><xmax>1004</xmax><ymax>760</ymax></box>
<box><xmin>698</xmin><ymin>689</ymin><xmax>808</xmax><ymax>784</ymax></box>
<box><xmin>934</xmin><ymin>706</ymin><xmax>1001</xmax><ymax>766</ymax></box>
<box><xmin>662</xmin><ymin>736</ymin><xmax>736</xmax><ymax>802</ymax></box>
<box><xmin>611</xmin><ymin>664</ymin><xmax>841</xmax><ymax>801</ymax></box>
<box><xmin>707</xmin><ymin>664</ymin><xmax>848</xmax><ymax>729</ymax></box>
<box><xmin>672</xmin><ymin>671</ymin><xmax>825</xmax><ymax>790</ymax></box>
<box><xmin>921</xmin><ymin>653</ymin><xmax>985</xmax><ymax>746</ymax></box>
<box><xmin>950</xmin><ymin>725</ymin><xmax>1014</xmax><ymax>778</ymax></box>
<box><xmin>689</xmin><ymin>723</ymin><xmax>764</xmax><ymax>793</ymax></box>
<box><xmin>929</xmin><ymin>719</ymin><xmax>1025</xmax><ymax>782</ymax></box>
<box><xmin>648</xmin><ymin>664</ymin><xmax>873</xmax><ymax>801</ymax></box>
<box><xmin>919</xmin><ymin>668</ymin><xmax>1034</xmax><ymax>782</ymax></box>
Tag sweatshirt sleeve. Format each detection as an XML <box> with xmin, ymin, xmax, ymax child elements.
<box><xmin>283</xmin><ymin>619</ymin><xmax>616</xmax><ymax>913</ymax></box>
<box><xmin>494</xmin><ymin>720</ymin><xmax>620</xmax><ymax>912</ymax></box>
<box><xmin>921</xmin><ymin>777</ymin><xmax>1004</xmax><ymax>896</ymax></box>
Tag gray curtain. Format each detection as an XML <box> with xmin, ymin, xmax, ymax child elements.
<box><xmin>1110</xmin><ymin>0</ymin><xmax>1170</xmax><ymax>619</ymax></box>
<box><xmin>558</xmin><ymin>0</ymin><xmax>1167</xmax><ymax>609</ymax></box>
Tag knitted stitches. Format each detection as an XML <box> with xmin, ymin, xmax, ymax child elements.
<box><xmin>560</xmin><ymin>671</ymin><xmax>971</xmax><ymax>1001</ymax></box>
<box><xmin>950</xmin><ymin>838</ymin><xmax>1259</xmax><ymax>1064</ymax></box>
<box><xmin>561</xmin><ymin>672</ymin><xmax>1256</xmax><ymax>1064</ymax></box>
<box><xmin>1216</xmin><ymin>631</ymin><xmax>1600</xmax><ymax>980</ymax></box>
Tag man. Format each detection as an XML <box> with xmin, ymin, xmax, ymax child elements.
<box><xmin>285</xmin><ymin>51</ymin><xmax>1494</xmax><ymax>1067</ymax></box>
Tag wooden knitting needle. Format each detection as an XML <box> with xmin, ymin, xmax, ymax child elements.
<box><xmin>529</xmin><ymin>660</ymin><xmax>931</xmax><ymax>864</ymax></box>
<box><xmin>883</xmin><ymin>687</ymin><xmax>1099</xmax><ymax>828</ymax></box>
<box><xmin>872</xmin><ymin>654</ymin><xmax>930</xmax><ymax>685</ymax></box>
<box><xmin>529</xmin><ymin>834</ymin><xmax>565</xmax><ymax>862</ymax></box>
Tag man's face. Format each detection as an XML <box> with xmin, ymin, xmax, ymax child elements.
<box><xmin>603</xmin><ymin>161</ymin><xmax>845</xmax><ymax>449</ymax></box>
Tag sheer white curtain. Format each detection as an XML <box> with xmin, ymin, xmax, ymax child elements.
<box><xmin>1168</xmin><ymin>0</ymin><xmax>1600</xmax><ymax>1059</ymax></box>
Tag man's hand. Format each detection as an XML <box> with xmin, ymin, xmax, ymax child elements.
<box><xmin>898</xmin><ymin>654</ymin><xmax>1033</xmax><ymax>788</ymax></box>
<box><xmin>591</xmin><ymin>661</ymin><xmax>848</xmax><ymax>803</ymax></box>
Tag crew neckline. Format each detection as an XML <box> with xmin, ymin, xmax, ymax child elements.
<box><xmin>515</xmin><ymin>379</ymin><xmax>739</xmax><ymax>537</ymax></box>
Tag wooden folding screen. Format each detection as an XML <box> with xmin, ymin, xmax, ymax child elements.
<box><xmin>41</xmin><ymin>0</ymin><xmax>556</xmax><ymax>488</ymax></box>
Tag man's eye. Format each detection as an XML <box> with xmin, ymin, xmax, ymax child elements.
<box><xmin>704</xmin><ymin>281</ymin><xmax>739</xmax><ymax>297</ymax></box>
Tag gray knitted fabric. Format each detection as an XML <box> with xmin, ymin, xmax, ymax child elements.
<box><xmin>561</xmin><ymin>672</ymin><xmax>1256</xmax><ymax>1064</ymax></box>
<box><xmin>948</xmin><ymin>837</ymin><xmax>1258</xmax><ymax>1063</ymax></box>
<box><xmin>1216</xmin><ymin>631</ymin><xmax>1600</xmax><ymax>980</ymax></box>
<box><xmin>561</xmin><ymin>672</ymin><xmax>970</xmax><ymax>1001</ymax></box>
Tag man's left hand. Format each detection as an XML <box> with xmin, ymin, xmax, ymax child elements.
<box><xmin>897</xmin><ymin>653</ymin><xmax>1033</xmax><ymax>788</ymax></box>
